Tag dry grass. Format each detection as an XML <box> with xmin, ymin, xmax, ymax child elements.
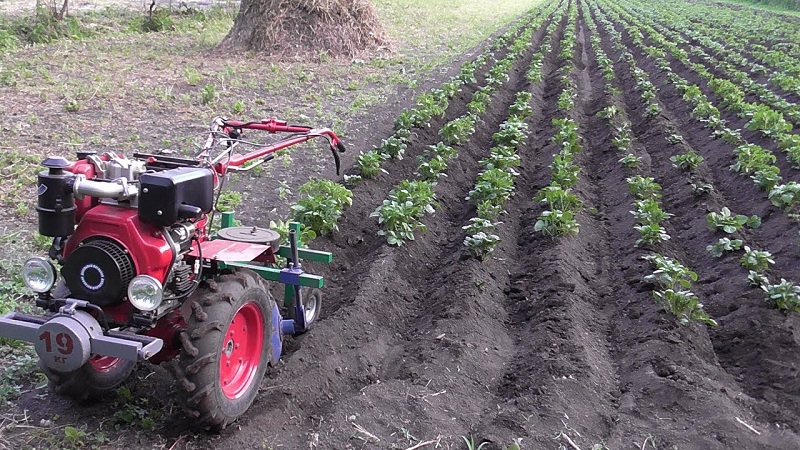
<box><xmin>219</xmin><ymin>0</ymin><xmax>389</xmax><ymax>58</ymax></box>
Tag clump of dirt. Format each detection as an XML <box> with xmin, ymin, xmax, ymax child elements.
<box><xmin>218</xmin><ymin>0</ymin><xmax>389</xmax><ymax>58</ymax></box>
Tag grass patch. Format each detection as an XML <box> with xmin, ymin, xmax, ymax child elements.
<box><xmin>712</xmin><ymin>0</ymin><xmax>800</xmax><ymax>14</ymax></box>
<box><xmin>373</xmin><ymin>0</ymin><xmax>546</xmax><ymax>57</ymax></box>
<box><xmin>0</xmin><ymin>150</ymin><xmax>40</xmax><ymax>216</ymax></box>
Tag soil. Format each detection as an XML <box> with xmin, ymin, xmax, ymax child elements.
<box><xmin>3</xmin><ymin>1</ymin><xmax>800</xmax><ymax>449</ymax></box>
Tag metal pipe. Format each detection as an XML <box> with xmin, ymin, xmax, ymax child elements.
<box><xmin>289</xmin><ymin>229</ymin><xmax>301</xmax><ymax>271</ymax></box>
<box><xmin>71</xmin><ymin>175</ymin><xmax>138</xmax><ymax>200</ymax></box>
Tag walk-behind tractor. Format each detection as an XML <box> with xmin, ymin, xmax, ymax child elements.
<box><xmin>0</xmin><ymin>117</ymin><xmax>345</xmax><ymax>430</ymax></box>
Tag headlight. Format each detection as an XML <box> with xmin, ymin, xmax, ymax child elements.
<box><xmin>127</xmin><ymin>275</ymin><xmax>163</xmax><ymax>312</ymax></box>
<box><xmin>22</xmin><ymin>257</ymin><xmax>57</xmax><ymax>293</ymax></box>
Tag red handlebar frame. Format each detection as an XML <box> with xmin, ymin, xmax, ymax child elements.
<box><xmin>211</xmin><ymin>118</ymin><xmax>344</xmax><ymax>175</ymax></box>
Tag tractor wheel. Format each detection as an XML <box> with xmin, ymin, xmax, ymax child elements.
<box><xmin>287</xmin><ymin>288</ymin><xmax>323</xmax><ymax>331</ymax></box>
<box><xmin>40</xmin><ymin>356</ymin><xmax>136</xmax><ymax>402</ymax></box>
<box><xmin>175</xmin><ymin>269</ymin><xmax>274</xmax><ymax>431</ymax></box>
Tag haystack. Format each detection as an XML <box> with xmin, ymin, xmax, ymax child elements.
<box><xmin>219</xmin><ymin>0</ymin><xmax>388</xmax><ymax>58</ymax></box>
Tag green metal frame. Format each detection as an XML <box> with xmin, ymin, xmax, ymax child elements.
<box><xmin>217</xmin><ymin>213</ymin><xmax>332</xmax><ymax>307</ymax></box>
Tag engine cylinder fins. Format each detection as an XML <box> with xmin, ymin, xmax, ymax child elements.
<box><xmin>61</xmin><ymin>238</ymin><xmax>135</xmax><ymax>307</ymax></box>
<box><xmin>216</xmin><ymin>226</ymin><xmax>281</xmax><ymax>251</ymax></box>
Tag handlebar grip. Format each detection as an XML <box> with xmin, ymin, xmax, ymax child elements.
<box><xmin>331</xmin><ymin>145</ymin><xmax>341</xmax><ymax>175</ymax></box>
<box><xmin>336</xmin><ymin>142</ymin><xmax>346</xmax><ymax>153</ymax></box>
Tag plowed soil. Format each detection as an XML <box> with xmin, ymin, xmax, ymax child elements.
<box><xmin>4</xmin><ymin>1</ymin><xmax>800</xmax><ymax>449</ymax></box>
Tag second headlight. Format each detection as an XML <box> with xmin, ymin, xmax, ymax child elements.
<box><xmin>127</xmin><ymin>275</ymin><xmax>163</xmax><ymax>311</ymax></box>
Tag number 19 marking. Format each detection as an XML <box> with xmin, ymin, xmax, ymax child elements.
<box><xmin>39</xmin><ymin>331</ymin><xmax>74</xmax><ymax>355</ymax></box>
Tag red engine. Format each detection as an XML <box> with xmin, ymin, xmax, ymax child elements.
<box><xmin>37</xmin><ymin>153</ymin><xmax>213</xmax><ymax>349</ymax></box>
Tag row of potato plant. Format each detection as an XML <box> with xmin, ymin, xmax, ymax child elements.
<box><xmin>462</xmin><ymin>93</ymin><xmax>533</xmax><ymax>260</ymax></box>
<box><xmin>606</xmin><ymin>0</ymin><xmax>800</xmax><ymax>146</ymax></box>
<box><xmin>650</xmin><ymin>0</ymin><xmax>800</xmax><ymax>86</ymax></box>
<box><xmin>593</xmin><ymin>0</ymin><xmax>800</xmax><ymax>314</ymax></box>
<box><xmin>585</xmin><ymin>2</ymin><xmax>718</xmax><ymax>326</ymax></box>
<box><xmin>371</xmin><ymin>6</ymin><xmax>551</xmax><ymax>246</ymax></box>
<box><xmin>705</xmin><ymin>208</ymin><xmax>800</xmax><ymax>312</ymax></box>
<box><xmin>591</xmin><ymin>0</ymin><xmax>800</xmax><ymax>220</ymax></box>
<box><xmin>286</xmin><ymin>4</ymin><xmax>555</xmax><ymax>242</ymax></box>
<box><xmin>461</xmin><ymin>1</ymin><xmax>573</xmax><ymax>258</ymax></box>
<box><xmin>639</xmin><ymin>10</ymin><xmax>800</xmax><ymax>120</ymax></box>
<box><xmin>600</xmin><ymin>0</ymin><xmax>800</xmax><ymax>166</ymax></box>
<box><xmin>351</xmin><ymin>7</ymin><xmax>547</xmax><ymax>183</ymax></box>
<box><xmin>535</xmin><ymin>0</ymin><xmax>584</xmax><ymax>237</ymax></box>
<box><xmin>619</xmin><ymin>0</ymin><xmax>800</xmax><ymax>124</ymax></box>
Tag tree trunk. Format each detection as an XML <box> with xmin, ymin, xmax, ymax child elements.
<box><xmin>218</xmin><ymin>0</ymin><xmax>388</xmax><ymax>58</ymax></box>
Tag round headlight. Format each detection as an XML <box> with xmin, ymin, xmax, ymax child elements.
<box><xmin>127</xmin><ymin>275</ymin><xmax>164</xmax><ymax>312</ymax></box>
<box><xmin>22</xmin><ymin>257</ymin><xmax>57</xmax><ymax>293</ymax></box>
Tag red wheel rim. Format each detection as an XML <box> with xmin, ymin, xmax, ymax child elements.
<box><xmin>220</xmin><ymin>302</ymin><xmax>265</xmax><ymax>399</ymax></box>
<box><xmin>89</xmin><ymin>355</ymin><xmax>123</xmax><ymax>374</ymax></box>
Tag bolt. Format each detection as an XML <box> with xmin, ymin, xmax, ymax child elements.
<box><xmin>227</xmin><ymin>361</ymin><xmax>230</xmax><ymax>366</ymax></box>
<box><xmin>142</xmin><ymin>188</ymin><xmax>149</xmax><ymax>193</ymax></box>
<box><xmin>235</xmin><ymin>344</ymin><xmax>239</xmax><ymax>349</ymax></box>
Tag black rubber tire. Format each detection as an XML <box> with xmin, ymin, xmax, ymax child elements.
<box><xmin>287</xmin><ymin>287</ymin><xmax>323</xmax><ymax>332</ymax></box>
<box><xmin>40</xmin><ymin>358</ymin><xmax>136</xmax><ymax>403</ymax></box>
<box><xmin>174</xmin><ymin>269</ymin><xmax>275</xmax><ymax>431</ymax></box>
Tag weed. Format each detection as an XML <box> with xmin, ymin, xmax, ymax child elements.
<box><xmin>268</xmin><ymin>220</ymin><xmax>316</xmax><ymax>247</ymax></box>
<box><xmin>216</xmin><ymin>191</ymin><xmax>243</xmax><ymax>212</ymax></box>
<box><xmin>64</xmin><ymin>99</ymin><xmax>81</xmax><ymax>112</ymax></box>
<box><xmin>231</xmin><ymin>100</ymin><xmax>245</xmax><ymax>115</ymax></box>
<box><xmin>463</xmin><ymin>435</ymin><xmax>489</xmax><ymax>450</ymax></box>
<box><xmin>276</xmin><ymin>181</ymin><xmax>292</xmax><ymax>201</ymax></box>
<box><xmin>184</xmin><ymin>66</ymin><xmax>202</xmax><ymax>86</ymax></box>
<box><xmin>110</xmin><ymin>386</ymin><xmax>160</xmax><ymax>430</ymax></box>
<box><xmin>200</xmin><ymin>84</ymin><xmax>218</xmax><ymax>105</ymax></box>
<box><xmin>0</xmin><ymin>347</ymin><xmax>41</xmax><ymax>405</ymax></box>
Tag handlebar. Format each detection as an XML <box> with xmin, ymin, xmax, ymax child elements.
<box><xmin>202</xmin><ymin>117</ymin><xmax>345</xmax><ymax>175</ymax></box>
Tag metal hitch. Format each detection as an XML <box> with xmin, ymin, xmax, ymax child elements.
<box><xmin>0</xmin><ymin>303</ymin><xmax>163</xmax><ymax>371</ymax></box>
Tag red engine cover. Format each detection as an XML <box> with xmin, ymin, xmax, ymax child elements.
<box><xmin>64</xmin><ymin>205</ymin><xmax>172</xmax><ymax>282</ymax></box>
